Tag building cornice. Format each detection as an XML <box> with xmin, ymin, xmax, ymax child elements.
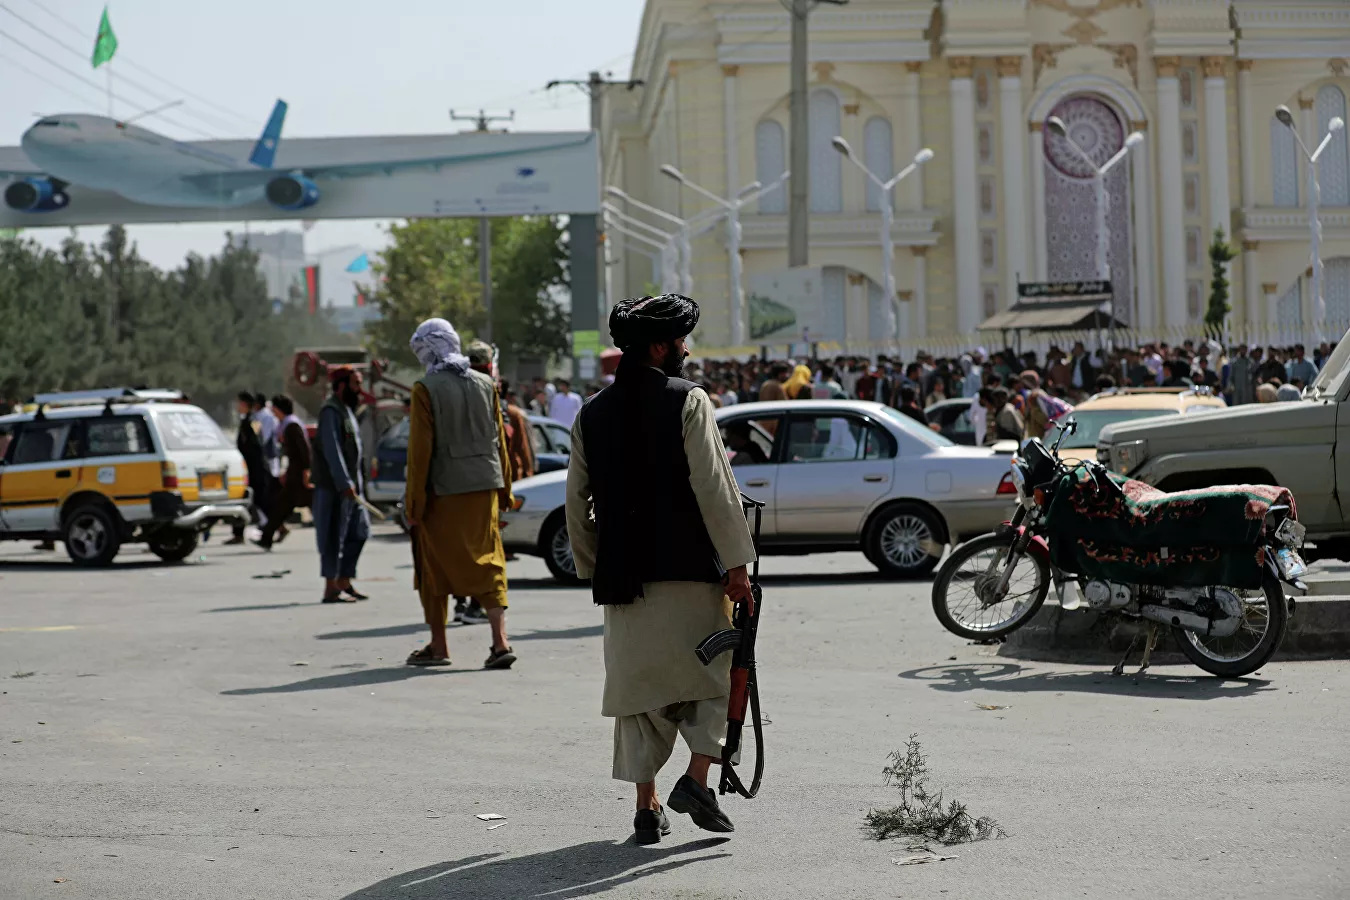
<box><xmin>1241</xmin><ymin>207</ymin><xmax>1350</xmax><ymax>242</ymax></box>
<box><xmin>718</xmin><ymin>40</ymin><xmax>932</xmax><ymax>65</ymax></box>
<box><xmin>741</xmin><ymin>213</ymin><xmax>940</xmax><ymax>250</ymax></box>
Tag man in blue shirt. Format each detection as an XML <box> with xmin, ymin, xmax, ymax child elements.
<box><xmin>1286</xmin><ymin>344</ymin><xmax>1318</xmax><ymax>389</ymax></box>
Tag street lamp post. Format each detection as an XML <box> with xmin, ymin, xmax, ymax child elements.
<box><xmin>1275</xmin><ymin>104</ymin><xmax>1345</xmax><ymax>343</ymax></box>
<box><xmin>602</xmin><ymin>202</ymin><xmax>683</xmax><ymax>294</ymax></box>
<box><xmin>604</xmin><ymin>185</ymin><xmax>725</xmax><ymax>297</ymax></box>
<box><xmin>831</xmin><ymin>138</ymin><xmax>933</xmax><ymax>341</ymax></box>
<box><xmin>1045</xmin><ymin>116</ymin><xmax>1144</xmax><ymax>345</ymax></box>
<box><xmin>658</xmin><ymin>165</ymin><xmax>791</xmax><ymax>347</ymax></box>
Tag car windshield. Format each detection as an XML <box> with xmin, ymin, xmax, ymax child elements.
<box><xmin>875</xmin><ymin>406</ymin><xmax>956</xmax><ymax>447</ymax></box>
<box><xmin>1050</xmin><ymin>409</ymin><xmax>1178</xmax><ymax>448</ymax></box>
<box><xmin>1310</xmin><ymin>326</ymin><xmax>1350</xmax><ymax>398</ymax></box>
<box><xmin>380</xmin><ymin>417</ymin><xmax>410</xmax><ymax>450</ymax></box>
<box><xmin>157</xmin><ymin>409</ymin><xmax>231</xmax><ymax>450</ymax></box>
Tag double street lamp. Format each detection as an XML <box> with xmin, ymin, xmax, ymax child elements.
<box><xmin>659</xmin><ymin>165</ymin><xmax>790</xmax><ymax>348</ymax></box>
<box><xmin>1275</xmin><ymin>104</ymin><xmax>1345</xmax><ymax>343</ymax></box>
<box><xmin>604</xmin><ymin>185</ymin><xmax>722</xmax><ymax>297</ymax></box>
<box><xmin>832</xmin><ymin>137</ymin><xmax>933</xmax><ymax>340</ymax></box>
<box><xmin>601</xmin><ymin>202</ymin><xmax>681</xmax><ymax>295</ymax></box>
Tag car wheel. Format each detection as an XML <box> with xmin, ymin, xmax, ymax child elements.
<box><xmin>146</xmin><ymin>527</ymin><xmax>199</xmax><ymax>563</ymax></box>
<box><xmin>539</xmin><ymin>512</ymin><xmax>581</xmax><ymax>584</ymax></box>
<box><xmin>864</xmin><ymin>504</ymin><xmax>945</xmax><ymax>579</ymax></box>
<box><xmin>63</xmin><ymin>503</ymin><xmax>122</xmax><ymax>567</ymax></box>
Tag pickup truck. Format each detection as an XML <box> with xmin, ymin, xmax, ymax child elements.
<box><xmin>1096</xmin><ymin>337</ymin><xmax>1350</xmax><ymax>560</ymax></box>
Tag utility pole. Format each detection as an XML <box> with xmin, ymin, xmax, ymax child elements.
<box><xmin>784</xmin><ymin>0</ymin><xmax>847</xmax><ymax>268</ymax></box>
<box><xmin>546</xmin><ymin>71</ymin><xmax>644</xmax><ymax>380</ymax></box>
<box><xmin>450</xmin><ymin>109</ymin><xmax>515</xmax><ymax>343</ymax></box>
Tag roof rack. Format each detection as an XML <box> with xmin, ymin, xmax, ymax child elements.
<box><xmin>29</xmin><ymin>387</ymin><xmax>184</xmax><ymax>418</ymax></box>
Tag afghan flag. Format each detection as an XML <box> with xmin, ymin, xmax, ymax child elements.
<box><xmin>91</xmin><ymin>7</ymin><xmax>118</xmax><ymax>69</ymax></box>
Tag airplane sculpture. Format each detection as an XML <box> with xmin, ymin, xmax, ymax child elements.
<box><xmin>0</xmin><ymin>100</ymin><xmax>574</xmax><ymax>214</ymax></box>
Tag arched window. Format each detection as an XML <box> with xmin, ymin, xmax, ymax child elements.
<box><xmin>863</xmin><ymin>117</ymin><xmax>894</xmax><ymax>211</ymax></box>
<box><xmin>1316</xmin><ymin>85</ymin><xmax>1349</xmax><ymax>206</ymax></box>
<box><xmin>809</xmin><ymin>89</ymin><xmax>842</xmax><ymax>213</ymax></box>
<box><xmin>755</xmin><ymin>119</ymin><xmax>787</xmax><ymax>214</ymax></box>
<box><xmin>1271</xmin><ymin>114</ymin><xmax>1299</xmax><ymax>207</ymax></box>
<box><xmin>1326</xmin><ymin>257</ymin><xmax>1350</xmax><ymax>333</ymax></box>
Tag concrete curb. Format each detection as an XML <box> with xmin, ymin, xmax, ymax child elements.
<box><xmin>996</xmin><ymin>593</ymin><xmax>1350</xmax><ymax>664</ymax></box>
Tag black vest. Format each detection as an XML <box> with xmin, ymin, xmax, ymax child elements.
<box><xmin>579</xmin><ymin>364</ymin><xmax>723</xmax><ymax>605</ymax></box>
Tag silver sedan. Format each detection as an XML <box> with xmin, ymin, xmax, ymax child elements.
<box><xmin>501</xmin><ymin>399</ymin><xmax>1015</xmax><ymax>582</ymax></box>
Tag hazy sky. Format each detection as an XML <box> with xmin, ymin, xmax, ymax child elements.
<box><xmin>0</xmin><ymin>0</ymin><xmax>644</xmax><ymax>268</ymax></box>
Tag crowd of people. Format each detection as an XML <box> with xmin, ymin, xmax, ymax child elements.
<box><xmin>643</xmin><ymin>336</ymin><xmax>1342</xmax><ymax>441</ymax></box>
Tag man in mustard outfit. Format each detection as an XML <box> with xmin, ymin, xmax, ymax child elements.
<box><xmin>403</xmin><ymin>319</ymin><xmax>516</xmax><ymax>670</ymax></box>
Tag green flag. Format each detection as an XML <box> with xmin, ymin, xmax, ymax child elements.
<box><xmin>91</xmin><ymin>7</ymin><xmax>117</xmax><ymax>69</ymax></box>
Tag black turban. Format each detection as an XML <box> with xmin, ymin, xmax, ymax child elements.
<box><xmin>609</xmin><ymin>294</ymin><xmax>699</xmax><ymax>350</ymax></box>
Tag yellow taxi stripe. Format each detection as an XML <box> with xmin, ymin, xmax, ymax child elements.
<box><xmin>0</xmin><ymin>625</ymin><xmax>79</xmax><ymax>633</ymax></box>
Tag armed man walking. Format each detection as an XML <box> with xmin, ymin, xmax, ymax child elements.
<box><xmin>403</xmin><ymin>320</ymin><xmax>516</xmax><ymax>670</ymax></box>
<box><xmin>565</xmin><ymin>294</ymin><xmax>756</xmax><ymax>845</ymax></box>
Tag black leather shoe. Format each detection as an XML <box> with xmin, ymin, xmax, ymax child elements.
<box><xmin>667</xmin><ymin>774</ymin><xmax>734</xmax><ymax>833</ymax></box>
<box><xmin>633</xmin><ymin>807</ymin><xmax>671</xmax><ymax>845</ymax></box>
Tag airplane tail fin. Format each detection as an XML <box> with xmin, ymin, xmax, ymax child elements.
<box><xmin>248</xmin><ymin>99</ymin><xmax>288</xmax><ymax>168</ymax></box>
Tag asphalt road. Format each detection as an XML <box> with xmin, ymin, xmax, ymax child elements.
<box><xmin>1</xmin><ymin>527</ymin><xmax>1348</xmax><ymax>900</ymax></box>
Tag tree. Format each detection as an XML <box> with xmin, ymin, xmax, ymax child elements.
<box><xmin>1206</xmin><ymin>227</ymin><xmax>1237</xmax><ymax>331</ymax></box>
<box><xmin>0</xmin><ymin>226</ymin><xmax>351</xmax><ymax>421</ymax></box>
<box><xmin>363</xmin><ymin>216</ymin><xmax>569</xmax><ymax>369</ymax></box>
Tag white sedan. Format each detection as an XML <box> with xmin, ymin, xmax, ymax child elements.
<box><xmin>501</xmin><ymin>399</ymin><xmax>1016</xmax><ymax>582</ymax></box>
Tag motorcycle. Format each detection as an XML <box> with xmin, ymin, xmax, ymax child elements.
<box><xmin>931</xmin><ymin>418</ymin><xmax>1307</xmax><ymax>678</ymax></box>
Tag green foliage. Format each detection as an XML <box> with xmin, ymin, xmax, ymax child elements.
<box><xmin>0</xmin><ymin>226</ymin><xmax>350</xmax><ymax>421</ymax></box>
<box><xmin>1206</xmin><ymin>227</ymin><xmax>1237</xmax><ymax>330</ymax></box>
<box><xmin>863</xmin><ymin>735</ymin><xmax>1006</xmax><ymax>845</ymax></box>
<box><xmin>363</xmin><ymin>216</ymin><xmax>569</xmax><ymax>370</ymax></box>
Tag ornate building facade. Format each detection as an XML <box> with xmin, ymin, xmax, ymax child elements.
<box><xmin>601</xmin><ymin>0</ymin><xmax>1350</xmax><ymax>352</ymax></box>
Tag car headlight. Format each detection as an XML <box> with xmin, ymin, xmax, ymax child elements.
<box><xmin>1109</xmin><ymin>439</ymin><xmax>1147</xmax><ymax>475</ymax></box>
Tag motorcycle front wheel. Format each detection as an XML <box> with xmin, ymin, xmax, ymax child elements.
<box><xmin>1174</xmin><ymin>575</ymin><xmax>1288</xmax><ymax>678</ymax></box>
<box><xmin>932</xmin><ymin>532</ymin><xmax>1050</xmax><ymax>641</ymax></box>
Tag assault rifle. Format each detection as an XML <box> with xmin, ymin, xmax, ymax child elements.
<box><xmin>694</xmin><ymin>493</ymin><xmax>766</xmax><ymax>798</ymax></box>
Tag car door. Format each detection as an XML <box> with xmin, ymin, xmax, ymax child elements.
<box><xmin>76</xmin><ymin>415</ymin><xmax>161</xmax><ymax>522</ymax></box>
<box><xmin>717</xmin><ymin>412</ymin><xmax>782</xmax><ymax>536</ymax></box>
<box><xmin>0</xmin><ymin>418</ymin><xmax>81</xmax><ymax>532</ymax></box>
<box><xmin>774</xmin><ymin>412</ymin><xmax>896</xmax><ymax>539</ymax></box>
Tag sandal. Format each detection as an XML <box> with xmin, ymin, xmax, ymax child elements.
<box><xmin>342</xmin><ymin>586</ymin><xmax>370</xmax><ymax>601</ymax></box>
<box><xmin>321</xmin><ymin>593</ymin><xmax>356</xmax><ymax>604</ymax></box>
<box><xmin>484</xmin><ymin>646</ymin><xmax>517</xmax><ymax>670</ymax></box>
<box><xmin>407</xmin><ymin>646</ymin><xmax>450</xmax><ymax>667</ymax></box>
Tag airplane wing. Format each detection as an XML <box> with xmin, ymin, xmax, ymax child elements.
<box><xmin>0</xmin><ymin>166</ymin><xmax>46</xmax><ymax>179</ymax></box>
<box><xmin>179</xmin><ymin>135</ymin><xmax>592</xmax><ymax>192</ymax></box>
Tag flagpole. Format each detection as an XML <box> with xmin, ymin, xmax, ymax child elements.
<box><xmin>106</xmin><ymin>61</ymin><xmax>112</xmax><ymax>117</ymax></box>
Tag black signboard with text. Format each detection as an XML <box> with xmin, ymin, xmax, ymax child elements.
<box><xmin>1017</xmin><ymin>280</ymin><xmax>1112</xmax><ymax>299</ymax></box>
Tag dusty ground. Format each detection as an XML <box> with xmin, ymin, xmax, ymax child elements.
<box><xmin>1</xmin><ymin>527</ymin><xmax>1347</xmax><ymax>899</ymax></box>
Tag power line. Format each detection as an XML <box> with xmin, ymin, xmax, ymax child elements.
<box><xmin>0</xmin><ymin>49</ymin><xmax>103</xmax><ymax>110</ymax></box>
<box><xmin>12</xmin><ymin>0</ymin><xmax>259</xmax><ymax>130</ymax></box>
<box><xmin>0</xmin><ymin>3</ymin><xmax>248</xmax><ymax>137</ymax></box>
<box><xmin>0</xmin><ymin>34</ymin><xmax>217</xmax><ymax>139</ymax></box>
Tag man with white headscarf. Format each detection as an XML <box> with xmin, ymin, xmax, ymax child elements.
<box><xmin>403</xmin><ymin>318</ymin><xmax>517</xmax><ymax>670</ymax></box>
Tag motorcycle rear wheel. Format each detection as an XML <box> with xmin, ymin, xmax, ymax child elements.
<box><xmin>1173</xmin><ymin>576</ymin><xmax>1288</xmax><ymax>678</ymax></box>
<box><xmin>932</xmin><ymin>532</ymin><xmax>1050</xmax><ymax>641</ymax></box>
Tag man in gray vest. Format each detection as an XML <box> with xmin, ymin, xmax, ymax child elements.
<box><xmin>404</xmin><ymin>320</ymin><xmax>516</xmax><ymax>670</ymax></box>
<box><xmin>310</xmin><ymin>366</ymin><xmax>371</xmax><ymax>603</ymax></box>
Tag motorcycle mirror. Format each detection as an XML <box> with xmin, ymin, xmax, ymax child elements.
<box><xmin>1068</xmin><ymin>417</ymin><xmax>1079</xmax><ymax>435</ymax></box>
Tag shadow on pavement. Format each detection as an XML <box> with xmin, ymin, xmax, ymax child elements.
<box><xmin>341</xmin><ymin>839</ymin><xmax>731</xmax><ymax>900</ymax></box>
<box><xmin>317</xmin><ymin>623</ymin><xmax>424</xmax><ymax>640</ymax></box>
<box><xmin>221</xmin><ymin>666</ymin><xmax>467</xmax><ymax>695</ymax></box>
<box><xmin>514</xmin><ymin>624</ymin><xmax>603</xmax><ymax>642</ymax></box>
<box><xmin>0</xmin><ymin>558</ymin><xmax>169</xmax><ymax>572</ymax></box>
<box><xmin>756</xmin><ymin>571</ymin><xmax>934</xmax><ymax>587</ymax></box>
<box><xmin>206</xmin><ymin>602</ymin><xmax>310</xmax><ymax>613</ymax></box>
<box><xmin>897</xmin><ymin>663</ymin><xmax>1275</xmax><ymax>699</ymax></box>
